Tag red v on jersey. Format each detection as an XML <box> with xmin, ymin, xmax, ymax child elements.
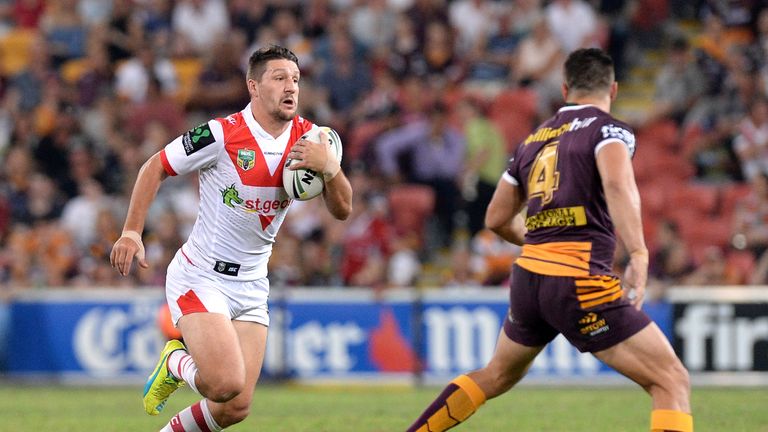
<box><xmin>258</xmin><ymin>214</ymin><xmax>276</xmax><ymax>230</ymax></box>
<box><xmin>219</xmin><ymin>114</ymin><xmax>314</xmax><ymax>187</ymax></box>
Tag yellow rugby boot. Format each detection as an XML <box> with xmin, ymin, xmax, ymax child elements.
<box><xmin>142</xmin><ymin>339</ymin><xmax>186</xmax><ymax>415</ymax></box>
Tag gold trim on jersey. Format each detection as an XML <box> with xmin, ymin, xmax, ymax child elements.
<box><xmin>525</xmin><ymin>206</ymin><xmax>587</xmax><ymax>231</ymax></box>
<box><xmin>516</xmin><ymin>241</ymin><xmax>592</xmax><ymax>277</ymax></box>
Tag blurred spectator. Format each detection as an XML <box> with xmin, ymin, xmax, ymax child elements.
<box><xmin>114</xmin><ymin>42</ymin><xmax>177</xmax><ymax>104</ymax></box>
<box><xmin>12</xmin><ymin>0</ymin><xmax>45</xmax><ymax>29</ymax></box>
<box><xmin>6</xmin><ymin>217</ymin><xmax>77</xmax><ymax>287</ymax></box>
<box><xmin>75</xmin><ymin>41</ymin><xmax>114</xmax><ymax>108</ymax></box>
<box><xmin>385</xmin><ymin>13</ymin><xmax>419</xmax><ymax>77</ymax></box>
<box><xmin>77</xmin><ymin>0</ymin><xmax>113</xmax><ymax>27</ymax></box>
<box><xmin>39</xmin><ymin>0</ymin><xmax>88</xmax><ymax>67</ymax></box>
<box><xmin>405</xmin><ymin>0</ymin><xmax>449</xmax><ymax>48</ymax></box>
<box><xmin>59</xmin><ymin>178</ymin><xmax>109</xmax><ymax>249</ymax></box>
<box><xmin>317</xmin><ymin>29</ymin><xmax>372</xmax><ymax>118</ymax></box>
<box><xmin>33</xmin><ymin>104</ymin><xmax>88</xmax><ymax>197</ymax></box>
<box><xmin>455</xmin><ymin>98</ymin><xmax>506</xmax><ymax>236</ymax></box>
<box><xmin>268</xmin><ymin>7</ymin><xmax>314</xmax><ymax>72</ymax></box>
<box><xmin>733</xmin><ymin>97</ymin><xmax>768</xmax><ymax>180</ymax></box>
<box><xmin>464</xmin><ymin>8</ymin><xmax>520</xmax><ymax>86</ymax></box>
<box><xmin>134</xmin><ymin>0</ymin><xmax>174</xmax><ymax>55</ymax></box>
<box><xmin>10</xmin><ymin>35</ymin><xmax>53</xmax><ymax>112</ymax></box>
<box><xmin>649</xmin><ymin>220</ymin><xmax>695</xmax><ymax>284</ymax></box>
<box><xmin>545</xmin><ymin>0</ymin><xmax>599</xmax><ymax>53</ymax></box>
<box><xmin>732</xmin><ymin>172</ymin><xmax>768</xmax><ymax>256</ymax></box>
<box><xmin>126</xmin><ymin>76</ymin><xmax>185</xmax><ymax>142</ymax></box>
<box><xmin>409</xmin><ymin>20</ymin><xmax>464</xmax><ymax>85</ymax></box>
<box><xmin>298</xmin><ymin>229</ymin><xmax>335</xmax><ymax>286</ymax></box>
<box><xmin>683</xmin><ymin>246</ymin><xmax>741</xmax><ymax>285</ymax></box>
<box><xmin>339</xmin><ymin>170</ymin><xmax>393</xmax><ymax>287</ymax></box>
<box><xmin>376</xmin><ymin>101</ymin><xmax>465</xmax><ymax>248</ymax></box>
<box><xmin>302</xmin><ymin>0</ymin><xmax>333</xmax><ymax>39</ymax></box>
<box><xmin>101</xmin><ymin>0</ymin><xmax>142</xmax><ymax>63</ymax></box>
<box><xmin>508</xmin><ymin>0</ymin><xmax>543</xmax><ymax>35</ymax></box>
<box><xmin>387</xmin><ymin>234</ymin><xmax>421</xmax><ymax>287</ymax></box>
<box><xmin>469</xmin><ymin>228</ymin><xmax>519</xmax><ymax>286</ymax></box>
<box><xmin>448</xmin><ymin>0</ymin><xmax>496</xmax><ymax>54</ymax></box>
<box><xmin>648</xmin><ymin>37</ymin><xmax>706</xmax><ymax>126</ymax></box>
<box><xmin>349</xmin><ymin>0</ymin><xmax>397</xmax><ymax>51</ymax></box>
<box><xmin>171</xmin><ymin>0</ymin><xmax>229</xmax><ymax>56</ymax></box>
<box><xmin>229</xmin><ymin>0</ymin><xmax>273</xmax><ymax>45</ymax></box>
<box><xmin>512</xmin><ymin>17</ymin><xmax>564</xmax><ymax>117</ymax></box>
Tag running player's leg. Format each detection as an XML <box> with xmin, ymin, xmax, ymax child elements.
<box><xmin>406</xmin><ymin>266</ymin><xmax>551</xmax><ymax>432</ymax></box>
<box><xmin>593</xmin><ymin>322</ymin><xmax>692</xmax><ymax>432</ymax></box>
<box><xmin>159</xmin><ymin>317</ymin><xmax>267</xmax><ymax>431</ymax></box>
<box><xmin>406</xmin><ymin>330</ymin><xmax>543</xmax><ymax>432</ymax></box>
<box><xmin>204</xmin><ymin>320</ymin><xmax>267</xmax><ymax>428</ymax></box>
<box><xmin>176</xmin><ymin>312</ymin><xmax>246</xmax><ymax>403</ymax></box>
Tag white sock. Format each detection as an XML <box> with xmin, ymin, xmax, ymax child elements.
<box><xmin>160</xmin><ymin>400</ymin><xmax>222</xmax><ymax>432</ymax></box>
<box><xmin>167</xmin><ymin>349</ymin><xmax>199</xmax><ymax>394</ymax></box>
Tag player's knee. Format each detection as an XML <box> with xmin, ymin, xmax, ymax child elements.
<box><xmin>648</xmin><ymin>359</ymin><xmax>690</xmax><ymax>403</ymax></box>
<box><xmin>206</xmin><ymin>377</ymin><xmax>246</xmax><ymax>403</ymax></box>
<box><xmin>670</xmin><ymin>360</ymin><xmax>691</xmax><ymax>398</ymax></box>
<box><xmin>217</xmin><ymin>401</ymin><xmax>251</xmax><ymax>427</ymax></box>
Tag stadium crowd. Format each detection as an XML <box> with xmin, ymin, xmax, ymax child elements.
<box><xmin>0</xmin><ymin>0</ymin><xmax>766</xmax><ymax>294</ymax></box>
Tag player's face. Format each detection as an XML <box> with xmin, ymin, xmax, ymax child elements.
<box><xmin>255</xmin><ymin>59</ymin><xmax>300</xmax><ymax>122</ymax></box>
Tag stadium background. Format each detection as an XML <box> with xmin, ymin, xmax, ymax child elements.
<box><xmin>0</xmin><ymin>0</ymin><xmax>767</xmax><ymax>431</ymax></box>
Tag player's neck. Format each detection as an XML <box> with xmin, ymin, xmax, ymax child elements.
<box><xmin>250</xmin><ymin>104</ymin><xmax>291</xmax><ymax>138</ymax></box>
<box><xmin>565</xmin><ymin>95</ymin><xmax>611</xmax><ymax>113</ymax></box>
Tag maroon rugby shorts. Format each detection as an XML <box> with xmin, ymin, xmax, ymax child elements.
<box><xmin>502</xmin><ymin>265</ymin><xmax>651</xmax><ymax>353</ymax></box>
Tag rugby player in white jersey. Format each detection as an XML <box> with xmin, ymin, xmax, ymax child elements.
<box><xmin>110</xmin><ymin>45</ymin><xmax>352</xmax><ymax>431</ymax></box>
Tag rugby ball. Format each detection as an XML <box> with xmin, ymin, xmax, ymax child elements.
<box><xmin>283</xmin><ymin>126</ymin><xmax>343</xmax><ymax>201</ymax></box>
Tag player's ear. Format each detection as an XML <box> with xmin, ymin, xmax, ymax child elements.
<box><xmin>247</xmin><ymin>78</ymin><xmax>259</xmax><ymax>98</ymax></box>
<box><xmin>561</xmin><ymin>83</ymin><xmax>569</xmax><ymax>101</ymax></box>
<box><xmin>610</xmin><ymin>81</ymin><xmax>618</xmax><ymax>101</ymax></box>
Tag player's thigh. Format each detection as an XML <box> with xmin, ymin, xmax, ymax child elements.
<box><xmin>208</xmin><ymin>321</ymin><xmax>268</xmax><ymax>420</ymax></box>
<box><xmin>593</xmin><ymin>322</ymin><xmax>683</xmax><ymax>389</ymax></box>
<box><xmin>178</xmin><ymin>312</ymin><xmax>244</xmax><ymax>381</ymax></box>
<box><xmin>228</xmin><ymin>323</ymin><xmax>268</xmax><ymax>401</ymax></box>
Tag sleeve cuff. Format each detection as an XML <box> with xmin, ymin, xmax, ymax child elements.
<box><xmin>160</xmin><ymin>149</ymin><xmax>177</xmax><ymax>176</ymax></box>
<box><xmin>502</xmin><ymin>171</ymin><xmax>519</xmax><ymax>185</ymax></box>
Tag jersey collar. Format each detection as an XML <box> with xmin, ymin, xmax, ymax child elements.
<box><xmin>557</xmin><ymin>104</ymin><xmax>597</xmax><ymax>112</ymax></box>
<box><xmin>242</xmin><ymin>103</ymin><xmax>293</xmax><ymax>142</ymax></box>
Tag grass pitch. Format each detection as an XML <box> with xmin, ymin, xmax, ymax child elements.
<box><xmin>0</xmin><ymin>384</ymin><xmax>765</xmax><ymax>431</ymax></box>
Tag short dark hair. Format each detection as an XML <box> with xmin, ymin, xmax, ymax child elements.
<box><xmin>247</xmin><ymin>45</ymin><xmax>299</xmax><ymax>82</ymax></box>
<box><xmin>564</xmin><ymin>48</ymin><xmax>614</xmax><ymax>95</ymax></box>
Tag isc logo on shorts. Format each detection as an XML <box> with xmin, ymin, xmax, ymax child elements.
<box><xmin>578</xmin><ymin>312</ymin><xmax>610</xmax><ymax>336</ymax></box>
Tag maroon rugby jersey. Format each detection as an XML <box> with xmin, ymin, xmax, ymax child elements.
<box><xmin>504</xmin><ymin>104</ymin><xmax>636</xmax><ymax>277</ymax></box>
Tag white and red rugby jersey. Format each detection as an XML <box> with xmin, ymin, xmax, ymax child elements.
<box><xmin>160</xmin><ymin>103</ymin><xmax>314</xmax><ymax>280</ymax></box>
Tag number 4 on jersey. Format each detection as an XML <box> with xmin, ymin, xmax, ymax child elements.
<box><xmin>527</xmin><ymin>141</ymin><xmax>560</xmax><ymax>205</ymax></box>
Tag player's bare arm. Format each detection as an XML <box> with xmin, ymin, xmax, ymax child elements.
<box><xmin>288</xmin><ymin>133</ymin><xmax>352</xmax><ymax>220</ymax></box>
<box><xmin>596</xmin><ymin>140</ymin><xmax>648</xmax><ymax>309</ymax></box>
<box><xmin>109</xmin><ymin>151</ymin><xmax>168</xmax><ymax>276</ymax></box>
<box><xmin>485</xmin><ymin>178</ymin><xmax>527</xmax><ymax>246</ymax></box>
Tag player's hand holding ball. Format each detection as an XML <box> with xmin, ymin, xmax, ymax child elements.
<box><xmin>283</xmin><ymin>126</ymin><xmax>343</xmax><ymax>200</ymax></box>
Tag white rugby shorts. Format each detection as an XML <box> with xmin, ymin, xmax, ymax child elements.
<box><xmin>165</xmin><ymin>248</ymin><xmax>270</xmax><ymax>327</ymax></box>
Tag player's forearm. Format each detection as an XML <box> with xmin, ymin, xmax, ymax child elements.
<box><xmin>322</xmin><ymin>170</ymin><xmax>352</xmax><ymax>220</ymax></box>
<box><xmin>603</xmin><ymin>178</ymin><xmax>647</xmax><ymax>257</ymax></box>
<box><xmin>122</xmin><ymin>152</ymin><xmax>168</xmax><ymax>233</ymax></box>
<box><xmin>490</xmin><ymin>214</ymin><xmax>527</xmax><ymax>246</ymax></box>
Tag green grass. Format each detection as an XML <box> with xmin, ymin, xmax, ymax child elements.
<box><xmin>0</xmin><ymin>385</ymin><xmax>765</xmax><ymax>431</ymax></box>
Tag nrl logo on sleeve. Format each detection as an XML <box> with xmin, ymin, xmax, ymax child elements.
<box><xmin>237</xmin><ymin>149</ymin><xmax>256</xmax><ymax>171</ymax></box>
<box><xmin>182</xmin><ymin>123</ymin><xmax>216</xmax><ymax>156</ymax></box>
